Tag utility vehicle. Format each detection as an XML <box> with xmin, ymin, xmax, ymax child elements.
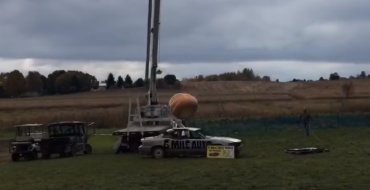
<box><xmin>40</xmin><ymin>121</ymin><xmax>93</xmax><ymax>158</ymax></box>
<box><xmin>9</xmin><ymin>123</ymin><xmax>45</xmax><ymax>161</ymax></box>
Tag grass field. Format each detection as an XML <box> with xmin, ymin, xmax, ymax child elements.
<box><xmin>1</xmin><ymin>127</ymin><xmax>370</xmax><ymax>190</ymax></box>
<box><xmin>1</xmin><ymin>80</ymin><xmax>370</xmax><ymax>189</ymax></box>
<box><xmin>1</xmin><ymin>80</ymin><xmax>370</xmax><ymax>130</ymax></box>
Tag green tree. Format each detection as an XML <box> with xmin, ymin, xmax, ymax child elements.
<box><xmin>70</xmin><ymin>75</ymin><xmax>80</xmax><ymax>92</ymax></box>
<box><xmin>198</xmin><ymin>75</ymin><xmax>204</xmax><ymax>81</ymax></box>
<box><xmin>74</xmin><ymin>71</ymin><xmax>90</xmax><ymax>91</ymax></box>
<box><xmin>124</xmin><ymin>74</ymin><xmax>133</xmax><ymax>88</ymax></box>
<box><xmin>55</xmin><ymin>72</ymin><xmax>73</xmax><ymax>94</ymax></box>
<box><xmin>25</xmin><ymin>71</ymin><xmax>43</xmax><ymax>93</ymax></box>
<box><xmin>88</xmin><ymin>75</ymin><xmax>99</xmax><ymax>90</ymax></box>
<box><xmin>47</xmin><ymin>70</ymin><xmax>66</xmax><ymax>94</ymax></box>
<box><xmin>40</xmin><ymin>75</ymin><xmax>48</xmax><ymax>93</ymax></box>
<box><xmin>0</xmin><ymin>85</ymin><xmax>4</xmax><ymax>98</ymax></box>
<box><xmin>117</xmin><ymin>76</ymin><xmax>124</xmax><ymax>88</ymax></box>
<box><xmin>4</xmin><ymin>70</ymin><xmax>26</xmax><ymax>97</ymax></box>
<box><xmin>106</xmin><ymin>73</ymin><xmax>115</xmax><ymax>89</ymax></box>
<box><xmin>164</xmin><ymin>74</ymin><xmax>177</xmax><ymax>85</ymax></box>
<box><xmin>262</xmin><ymin>76</ymin><xmax>270</xmax><ymax>82</ymax></box>
<box><xmin>329</xmin><ymin>72</ymin><xmax>340</xmax><ymax>80</ymax></box>
<box><xmin>358</xmin><ymin>71</ymin><xmax>366</xmax><ymax>79</ymax></box>
<box><xmin>92</xmin><ymin>80</ymin><xmax>99</xmax><ymax>90</ymax></box>
<box><xmin>242</xmin><ymin>68</ymin><xmax>255</xmax><ymax>80</ymax></box>
<box><xmin>0</xmin><ymin>72</ymin><xmax>8</xmax><ymax>83</ymax></box>
<box><xmin>134</xmin><ymin>78</ymin><xmax>145</xmax><ymax>87</ymax></box>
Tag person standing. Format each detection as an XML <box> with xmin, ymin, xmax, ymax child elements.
<box><xmin>298</xmin><ymin>108</ymin><xmax>311</xmax><ymax>137</ymax></box>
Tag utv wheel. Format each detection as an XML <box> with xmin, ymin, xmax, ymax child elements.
<box><xmin>152</xmin><ymin>147</ymin><xmax>165</xmax><ymax>159</ymax></box>
<box><xmin>68</xmin><ymin>145</ymin><xmax>77</xmax><ymax>157</ymax></box>
<box><xmin>115</xmin><ymin>146</ymin><xmax>122</xmax><ymax>154</ymax></box>
<box><xmin>11</xmin><ymin>153</ymin><xmax>20</xmax><ymax>162</ymax></box>
<box><xmin>59</xmin><ymin>152</ymin><xmax>66</xmax><ymax>158</ymax></box>
<box><xmin>31</xmin><ymin>150</ymin><xmax>38</xmax><ymax>160</ymax></box>
<box><xmin>84</xmin><ymin>144</ymin><xmax>92</xmax><ymax>154</ymax></box>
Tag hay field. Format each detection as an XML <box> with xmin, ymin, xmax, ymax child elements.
<box><xmin>0</xmin><ymin>80</ymin><xmax>370</xmax><ymax>130</ymax></box>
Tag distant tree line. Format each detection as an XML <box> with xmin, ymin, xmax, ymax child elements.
<box><xmin>104</xmin><ymin>73</ymin><xmax>144</xmax><ymax>89</ymax></box>
<box><xmin>0</xmin><ymin>70</ymin><xmax>100</xmax><ymax>98</ymax></box>
<box><xmin>181</xmin><ymin>67</ymin><xmax>370</xmax><ymax>83</ymax></box>
<box><xmin>0</xmin><ymin>69</ymin><xmax>183</xmax><ymax>98</ymax></box>
<box><xmin>293</xmin><ymin>71</ymin><xmax>370</xmax><ymax>82</ymax></box>
<box><xmin>2</xmin><ymin>67</ymin><xmax>368</xmax><ymax>98</ymax></box>
<box><xmin>104</xmin><ymin>72</ymin><xmax>181</xmax><ymax>90</ymax></box>
<box><xmin>184</xmin><ymin>68</ymin><xmax>272</xmax><ymax>82</ymax></box>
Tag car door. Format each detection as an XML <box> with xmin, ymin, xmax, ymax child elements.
<box><xmin>189</xmin><ymin>131</ymin><xmax>210</xmax><ymax>155</ymax></box>
<box><xmin>177</xmin><ymin>130</ymin><xmax>192</xmax><ymax>156</ymax></box>
<box><xmin>163</xmin><ymin>130</ymin><xmax>181</xmax><ymax>155</ymax></box>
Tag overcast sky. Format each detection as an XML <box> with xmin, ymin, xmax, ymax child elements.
<box><xmin>1</xmin><ymin>0</ymin><xmax>370</xmax><ymax>81</ymax></box>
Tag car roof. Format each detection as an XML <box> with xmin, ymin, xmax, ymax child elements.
<box><xmin>13</xmin><ymin>123</ymin><xmax>43</xmax><ymax>128</ymax></box>
<box><xmin>171</xmin><ymin>127</ymin><xmax>200</xmax><ymax>131</ymax></box>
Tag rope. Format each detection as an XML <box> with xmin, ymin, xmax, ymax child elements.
<box><xmin>298</xmin><ymin>123</ymin><xmax>322</xmax><ymax>142</ymax></box>
<box><xmin>310</xmin><ymin>127</ymin><xmax>322</xmax><ymax>141</ymax></box>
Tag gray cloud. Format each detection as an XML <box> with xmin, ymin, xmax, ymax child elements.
<box><xmin>0</xmin><ymin>0</ymin><xmax>369</xmax><ymax>63</ymax></box>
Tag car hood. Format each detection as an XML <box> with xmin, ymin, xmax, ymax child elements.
<box><xmin>205</xmin><ymin>136</ymin><xmax>241</xmax><ymax>143</ymax></box>
<box><xmin>142</xmin><ymin>136</ymin><xmax>160</xmax><ymax>140</ymax></box>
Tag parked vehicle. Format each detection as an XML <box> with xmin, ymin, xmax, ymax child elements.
<box><xmin>9</xmin><ymin>123</ymin><xmax>45</xmax><ymax>161</ymax></box>
<box><xmin>138</xmin><ymin>127</ymin><xmax>242</xmax><ymax>158</ymax></box>
<box><xmin>39</xmin><ymin>121</ymin><xmax>93</xmax><ymax>159</ymax></box>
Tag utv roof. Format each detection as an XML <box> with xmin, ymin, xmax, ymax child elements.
<box><xmin>13</xmin><ymin>123</ymin><xmax>43</xmax><ymax>128</ymax></box>
<box><xmin>48</xmin><ymin>121</ymin><xmax>88</xmax><ymax>125</ymax></box>
<box><xmin>113</xmin><ymin>126</ymin><xmax>170</xmax><ymax>135</ymax></box>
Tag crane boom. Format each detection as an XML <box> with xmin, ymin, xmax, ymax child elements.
<box><xmin>147</xmin><ymin>0</ymin><xmax>161</xmax><ymax>106</ymax></box>
<box><xmin>144</xmin><ymin>0</ymin><xmax>152</xmax><ymax>84</ymax></box>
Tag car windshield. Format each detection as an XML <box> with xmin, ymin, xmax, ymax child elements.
<box><xmin>196</xmin><ymin>129</ymin><xmax>212</xmax><ymax>137</ymax></box>
<box><xmin>49</xmin><ymin>125</ymin><xmax>62</xmax><ymax>135</ymax></box>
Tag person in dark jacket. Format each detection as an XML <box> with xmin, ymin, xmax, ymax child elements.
<box><xmin>298</xmin><ymin>108</ymin><xmax>311</xmax><ymax>137</ymax></box>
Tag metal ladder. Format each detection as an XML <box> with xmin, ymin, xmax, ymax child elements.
<box><xmin>126</xmin><ymin>96</ymin><xmax>144</xmax><ymax>143</ymax></box>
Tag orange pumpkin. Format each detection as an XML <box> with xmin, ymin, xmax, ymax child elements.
<box><xmin>168</xmin><ymin>93</ymin><xmax>198</xmax><ymax>119</ymax></box>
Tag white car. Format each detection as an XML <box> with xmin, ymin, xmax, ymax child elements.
<box><xmin>138</xmin><ymin>127</ymin><xmax>242</xmax><ymax>158</ymax></box>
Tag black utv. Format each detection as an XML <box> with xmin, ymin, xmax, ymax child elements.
<box><xmin>39</xmin><ymin>121</ymin><xmax>93</xmax><ymax>159</ymax></box>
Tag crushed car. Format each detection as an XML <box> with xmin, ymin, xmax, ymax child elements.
<box><xmin>138</xmin><ymin>127</ymin><xmax>242</xmax><ymax>158</ymax></box>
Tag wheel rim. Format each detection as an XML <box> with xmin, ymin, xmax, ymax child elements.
<box><xmin>154</xmin><ymin>149</ymin><xmax>163</xmax><ymax>158</ymax></box>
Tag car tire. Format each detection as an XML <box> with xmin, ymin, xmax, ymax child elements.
<box><xmin>151</xmin><ymin>147</ymin><xmax>165</xmax><ymax>159</ymax></box>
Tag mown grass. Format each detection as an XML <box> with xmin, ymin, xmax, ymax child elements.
<box><xmin>1</xmin><ymin>127</ymin><xmax>370</xmax><ymax>190</ymax></box>
<box><xmin>0</xmin><ymin>131</ymin><xmax>13</xmax><ymax>140</ymax></box>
